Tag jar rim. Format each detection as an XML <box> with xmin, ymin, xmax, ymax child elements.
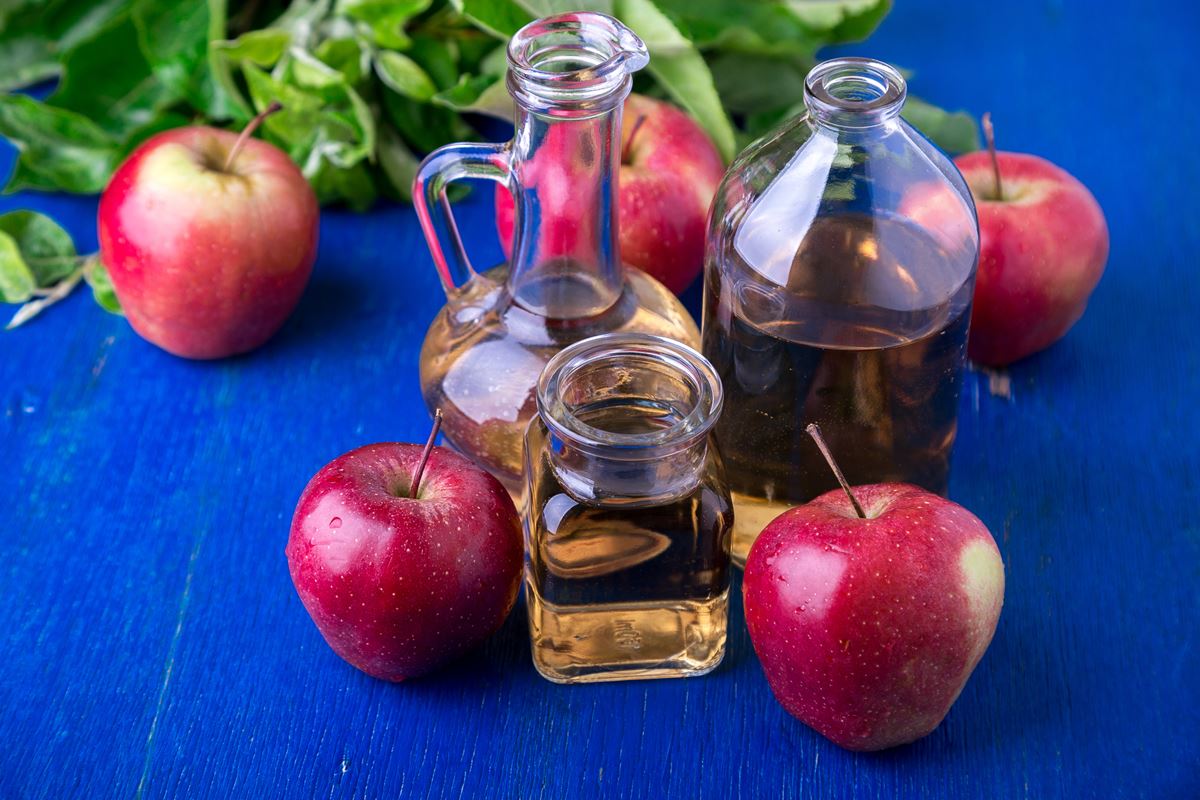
<box><xmin>506</xmin><ymin>12</ymin><xmax>648</xmax><ymax>114</ymax></box>
<box><xmin>536</xmin><ymin>333</ymin><xmax>723</xmax><ymax>458</ymax></box>
<box><xmin>805</xmin><ymin>57</ymin><xmax>906</xmax><ymax>125</ymax></box>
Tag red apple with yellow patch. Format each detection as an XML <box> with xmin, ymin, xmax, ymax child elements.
<box><xmin>743</xmin><ymin>425</ymin><xmax>1004</xmax><ymax>751</ymax></box>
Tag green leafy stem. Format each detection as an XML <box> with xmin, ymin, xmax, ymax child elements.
<box><xmin>0</xmin><ymin>0</ymin><xmax>979</xmax><ymax>211</ymax></box>
<box><xmin>0</xmin><ymin>0</ymin><xmax>980</xmax><ymax>326</ymax></box>
<box><xmin>0</xmin><ymin>210</ymin><xmax>121</xmax><ymax>329</ymax></box>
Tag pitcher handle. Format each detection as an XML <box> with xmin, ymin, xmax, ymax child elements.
<box><xmin>412</xmin><ymin>141</ymin><xmax>513</xmax><ymax>296</ymax></box>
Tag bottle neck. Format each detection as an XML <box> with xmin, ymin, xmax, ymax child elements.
<box><xmin>506</xmin><ymin>102</ymin><xmax>625</xmax><ymax>319</ymax></box>
<box><xmin>804</xmin><ymin>57</ymin><xmax>906</xmax><ymax>131</ymax></box>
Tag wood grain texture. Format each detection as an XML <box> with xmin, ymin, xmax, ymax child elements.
<box><xmin>1</xmin><ymin>1</ymin><xmax>1197</xmax><ymax>798</ymax></box>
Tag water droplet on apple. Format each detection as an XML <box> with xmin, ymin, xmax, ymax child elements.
<box><xmin>330</xmin><ymin>517</ymin><xmax>342</xmax><ymax>528</ymax></box>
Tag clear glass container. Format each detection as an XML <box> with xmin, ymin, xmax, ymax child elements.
<box><xmin>523</xmin><ymin>333</ymin><xmax>731</xmax><ymax>683</ymax></box>
<box><xmin>701</xmin><ymin>58</ymin><xmax>980</xmax><ymax>565</ymax></box>
<box><xmin>413</xmin><ymin>13</ymin><xmax>699</xmax><ymax>495</ymax></box>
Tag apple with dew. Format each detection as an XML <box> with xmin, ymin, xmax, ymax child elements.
<box><xmin>743</xmin><ymin>424</ymin><xmax>1004</xmax><ymax>751</ymax></box>
<box><xmin>904</xmin><ymin>114</ymin><xmax>1107</xmax><ymax>366</ymax></box>
<box><xmin>98</xmin><ymin>102</ymin><xmax>318</xmax><ymax>359</ymax></box>
<box><xmin>286</xmin><ymin>412</ymin><xmax>524</xmax><ymax>681</ymax></box>
<box><xmin>495</xmin><ymin>93</ymin><xmax>725</xmax><ymax>294</ymax></box>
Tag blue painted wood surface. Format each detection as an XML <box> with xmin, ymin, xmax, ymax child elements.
<box><xmin>2</xmin><ymin>2</ymin><xmax>1198</xmax><ymax>798</ymax></box>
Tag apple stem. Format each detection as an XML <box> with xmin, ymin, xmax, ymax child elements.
<box><xmin>982</xmin><ymin>111</ymin><xmax>1004</xmax><ymax>201</ymax></box>
<box><xmin>223</xmin><ymin>100</ymin><xmax>283</xmax><ymax>172</ymax></box>
<box><xmin>409</xmin><ymin>409</ymin><xmax>443</xmax><ymax>499</ymax></box>
<box><xmin>805</xmin><ymin>423</ymin><xmax>866</xmax><ymax>519</ymax></box>
<box><xmin>622</xmin><ymin>114</ymin><xmax>647</xmax><ymax>164</ymax></box>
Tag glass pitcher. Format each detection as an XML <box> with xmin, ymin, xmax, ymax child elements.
<box><xmin>413</xmin><ymin>12</ymin><xmax>699</xmax><ymax>494</ymax></box>
<box><xmin>701</xmin><ymin>58</ymin><xmax>980</xmax><ymax>564</ymax></box>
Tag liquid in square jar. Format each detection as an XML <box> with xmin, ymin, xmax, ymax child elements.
<box><xmin>524</xmin><ymin>334</ymin><xmax>731</xmax><ymax>683</ymax></box>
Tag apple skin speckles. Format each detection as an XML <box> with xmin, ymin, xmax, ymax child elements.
<box><xmin>743</xmin><ymin>482</ymin><xmax>1004</xmax><ymax>751</ymax></box>
<box><xmin>98</xmin><ymin>126</ymin><xmax>318</xmax><ymax>359</ymax></box>
<box><xmin>287</xmin><ymin>443</ymin><xmax>523</xmax><ymax>681</ymax></box>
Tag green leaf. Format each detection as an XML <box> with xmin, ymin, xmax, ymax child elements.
<box><xmin>0</xmin><ymin>0</ymin><xmax>133</xmax><ymax>92</ymax></box>
<box><xmin>48</xmin><ymin>12</ymin><xmax>180</xmax><ymax>139</ymax></box>
<box><xmin>710</xmin><ymin>52</ymin><xmax>808</xmax><ymax>114</ymax></box>
<box><xmin>0</xmin><ymin>232</ymin><xmax>36</xmax><ymax>304</ymax></box>
<box><xmin>902</xmin><ymin>96</ymin><xmax>980</xmax><ymax>155</ymax></box>
<box><xmin>337</xmin><ymin>0</ymin><xmax>431</xmax><ymax>49</ymax></box>
<box><xmin>131</xmin><ymin>0</ymin><xmax>212</xmax><ymax>100</ymax></box>
<box><xmin>290</xmin><ymin>46</ymin><xmax>350</xmax><ymax>89</ymax></box>
<box><xmin>651</xmin><ymin>1</ymin><xmax>822</xmax><ymax>53</ymax></box>
<box><xmin>783</xmin><ymin>0</ymin><xmax>890</xmax><ymax>41</ymax></box>
<box><xmin>0</xmin><ymin>210</ymin><xmax>82</xmax><ymax>316</ymax></box>
<box><xmin>377</xmin><ymin>125</ymin><xmax>419</xmax><ymax>199</ymax></box>
<box><xmin>451</xmin><ymin>0</ymin><xmax>531</xmax><ymax>39</ymax></box>
<box><xmin>614</xmin><ymin>0</ymin><xmax>736</xmax><ymax>161</ymax></box>
<box><xmin>86</xmin><ymin>260</ymin><xmax>123</xmax><ymax>314</ymax></box>
<box><xmin>242</xmin><ymin>63</ymin><xmax>376</xmax><ymax>205</ymax></box>
<box><xmin>315</xmin><ymin>36</ymin><xmax>370</xmax><ymax>85</ymax></box>
<box><xmin>271</xmin><ymin>0</ymin><xmax>336</xmax><ymax>36</ymax></box>
<box><xmin>431</xmin><ymin>74</ymin><xmax>513</xmax><ymax>121</ymax></box>
<box><xmin>209</xmin><ymin>26</ymin><xmax>294</xmax><ymax>120</ymax></box>
<box><xmin>478</xmin><ymin>42</ymin><xmax>509</xmax><ymax>77</ymax></box>
<box><xmin>516</xmin><ymin>0</ymin><xmax>612</xmax><ymax>16</ymax></box>
<box><xmin>407</xmin><ymin>36</ymin><xmax>461</xmax><ymax>91</ymax></box>
<box><xmin>454</xmin><ymin>0</ymin><xmax>612</xmax><ymax>39</ymax></box>
<box><xmin>0</xmin><ymin>94</ymin><xmax>120</xmax><ymax>194</ymax></box>
<box><xmin>309</xmin><ymin>158</ymin><xmax>378</xmax><ymax>210</ymax></box>
<box><xmin>213</xmin><ymin>28</ymin><xmax>292</xmax><ymax>64</ymax></box>
<box><xmin>382</xmin><ymin>92</ymin><xmax>473</xmax><ymax>154</ymax></box>
<box><xmin>0</xmin><ymin>36</ymin><xmax>63</xmax><ymax>93</ymax></box>
<box><xmin>376</xmin><ymin>51</ymin><xmax>438</xmax><ymax>101</ymax></box>
<box><xmin>0</xmin><ymin>211</ymin><xmax>78</xmax><ymax>287</ymax></box>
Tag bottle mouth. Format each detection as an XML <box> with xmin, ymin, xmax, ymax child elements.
<box><xmin>804</xmin><ymin>58</ymin><xmax>906</xmax><ymax>126</ymax></box>
<box><xmin>507</xmin><ymin>12</ymin><xmax>649</xmax><ymax>114</ymax></box>
<box><xmin>537</xmin><ymin>333</ymin><xmax>723</xmax><ymax>459</ymax></box>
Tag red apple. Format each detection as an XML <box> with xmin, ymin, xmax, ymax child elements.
<box><xmin>98</xmin><ymin>104</ymin><xmax>318</xmax><ymax>359</ymax></box>
<box><xmin>495</xmin><ymin>93</ymin><xmax>725</xmax><ymax>294</ymax></box>
<box><xmin>956</xmin><ymin>146</ymin><xmax>1108</xmax><ymax>365</ymax></box>
<box><xmin>286</xmin><ymin>421</ymin><xmax>523</xmax><ymax>681</ymax></box>
<box><xmin>743</xmin><ymin>428</ymin><xmax>1004</xmax><ymax>751</ymax></box>
<box><xmin>902</xmin><ymin>115</ymin><xmax>1108</xmax><ymax>366</ymax></box>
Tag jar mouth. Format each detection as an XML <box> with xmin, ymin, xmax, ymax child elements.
<box><xmin>536</xmin><ymin>333</ymin><xmax>723</xmax><ymax>458</ymax></box>
<box><xmin>507</xmin><ymin>12</ymin><xmax>648</xmax><ymax>113</ymax></box>
<box><xmin>805</xmin><ymin>58</ymin><xmax>906</xmax><ymax>126</ymax></box>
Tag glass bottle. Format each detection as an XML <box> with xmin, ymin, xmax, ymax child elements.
<box><xmin>414</xmin><ymin>13</ymin><xmax>699</xmax><ymax>495</ymax></box>
<box><xmin>701</xmin><ymin>58</ymin><xmax>980</xmax><ymax>565</ymax></box>
<box><xmin>524</xmin><ymin>333</ymin><xmax>731</xmax><ymax>683</ymax></box>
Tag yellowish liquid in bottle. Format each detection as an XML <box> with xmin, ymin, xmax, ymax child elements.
<box><xmin>524</xmin><ymin>401</ymin><xmax>731</xmax><ymax>683</ymax></box>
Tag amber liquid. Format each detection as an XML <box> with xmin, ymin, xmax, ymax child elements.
<box><xmin>702</xmin><ymin>213</ymin><xmax>973</xmax><ymax>564</ymax></box>
<box><xmin>525</xmin><ymin>405</ymin><xmax>731</xmax><ymax>683</ymax></box>
<box><xmin>420</xmin><ymin>267</ymin><xmax>699</xmax><ymax>496</ymax></box>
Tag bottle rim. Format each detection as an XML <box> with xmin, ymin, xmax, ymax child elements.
<box><xmin>805</xmin><ymin>57</ymin><xmax>907</xmax><ymax>126</ymax></box>
<box><xmin>506</xmin><ymin>12</ymin><xmax>648</xmax><ymax>114</ymax></box>
<box><xmin>536</xmin><ymin>333</ymin><xmax>723</xmax><ymax>459</ymax></box>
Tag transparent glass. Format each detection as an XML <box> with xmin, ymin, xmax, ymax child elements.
<box><xmin>414</xmin><ymin>13</ymin><xmax>699</xmax><ymax>495</ymax></box>
<box><xmin>523</xmin><ymin>333</ymin><xmax>731</xmax><ymax>683</ymax></box>
<box><xmin>701</xmin><ymin>58</ymin><xmax>980</xmax><ymax>565</ymax></box>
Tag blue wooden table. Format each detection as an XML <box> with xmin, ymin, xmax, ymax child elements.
<box><xmin>2</xmin><ymin>2</ymin><xmax>1197</xmax><ymax>798</ymax></box>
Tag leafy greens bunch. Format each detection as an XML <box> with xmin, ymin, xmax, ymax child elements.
<box><xmin>0</xmin><ymin>0</ymin><xmax>978</xmax><ymax>212</ymax></box>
